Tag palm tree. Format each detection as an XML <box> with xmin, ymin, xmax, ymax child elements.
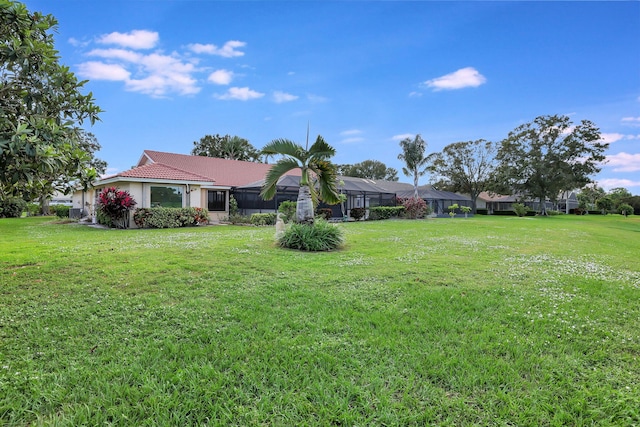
<box><xmin>260</xmin><ymin>135</ymin><xmax>341</xmax><ymax>224</ymax></box>
<box><xmin>398</xmin><ymin>134</ymin><xmax>429</xmax><ymax>198</ymax></box>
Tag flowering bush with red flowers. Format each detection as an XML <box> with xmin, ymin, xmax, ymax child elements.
<box><xmin>96</xmin><ymin>187</ymin><xmax>137</xmax><ymax>228</ymax></box>
<box><xmin>402</xmin><ymin>196</ymin><xmax>429</xmax><ymax>219</ymax></box>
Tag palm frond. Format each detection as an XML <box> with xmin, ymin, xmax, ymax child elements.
<box><xmin>308</xmin><ymin>135</ymin><xmax>336</xmax><ymax>160</ymax></box>
<box><xmin>311</xmin><ymin>160</ymin><xmax>341</xmax><ymax>205</ymax></box>
<box><xmin>261</xmin><ymin>139</ymin><xmax>305</xmax><ymax>161</ymax></box>
<box><xmin>260</xmin><ymin>158</ymin><xmax>301</xmax><ymax>200</ymax></box>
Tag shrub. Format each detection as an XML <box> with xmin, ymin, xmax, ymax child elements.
<box><xmin>350</xmin><ymin>207</ymin><xmax>366</xmax><ymax>221</ymax></box>
<box><xmin>228</xmin><ymin>214</ymin><xmax>251</xmax><ymax>225</ymax></box>
<box><xmin>403</xmin><ymin>197</ymin><xmax>428</xmax><ymax>219</ymax></box>
<box><xmin>53</xmin><ymin>205</ymin><xmax>70</xmax><ymax>218</ymax></box>
<box><xmin>278</xmin><ymin>201</ymin><xmax>297</xmax><ymax>223</ymax></box>
<box><xmin>250</xmin><ymin>213</ymin><xmax>277</xmax><ymax>226</ymax></box>
<box><xmin>512</xmin><ymin>203</ymin><xmax>530</xmax><ymax>217</ymax></box>
<box><xmin>475</xmin><ymin>208</ymin><xmax>488</xmax><ymax>215</ymax></box>
<box><xmin>26</xmin><ymin>203</ymin><xmax>40</xmax><ymax>216</ymax></box>
<box><xmin>368</xmin><ymin>206</ymin><xmax>405</xmax><ymax>220</ymax></box>
<box><xmin>278</xmin><ymin>219</ymin><xmax>344</xmax><ymax>251</ymax></box>
<box><xmin>0</xmin><ymin>197</ymin><xmax>27</xmax><ymax>218</ymax></box>
<box><xmin>97</xmin><ymin>187</ymin><xmax>136</xmax><ymax>228</ymax></box>
<box><xmin>619</xmin><ymin>203</ymin><xmax>634</xmax><ymax>217</ymax></box>
<box><xmin>316</xmin><ymin>208</ymin><xmax>333</xmax><ymax>220</ymax></box>
<box><xmin>133</xmin><ymin>207</ymin><xmax>210</xmax><ymax>228</ymax></box>
<box><xmin>229</xmin><ymin>196</ymin><xmax>239</xmax><ymax>216</ymax></box>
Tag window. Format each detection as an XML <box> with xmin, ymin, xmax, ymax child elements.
<box><xmin>208</xmin><ymin>190</ymin><xmax>226</xmax><ymax>211</ymax></box>
<box><xmin>150</xmin><ymin>186</ymin><xmax>183</xmax><ymax>208</ymax></box>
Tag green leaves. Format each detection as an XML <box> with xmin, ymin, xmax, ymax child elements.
<box><xmin>495</xmin><ymin>115</ymin><xmax>607</xmax><ymax>215</ymax></box>
<box><xmin>1</xmin><ymin>0</ymin><xmax>103</xmax><ymax>199</ymax></box>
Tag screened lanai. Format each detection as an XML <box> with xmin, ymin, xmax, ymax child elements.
<box><xmin>232</xmin><ymin>175</ymin><xmax>397</xmax><ymax>218</ymax></box>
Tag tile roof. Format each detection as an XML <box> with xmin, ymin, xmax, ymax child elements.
<box><xmin>141</xmin><ymin>150</ymin><xmax>301</xmax><ymax>187</ymax></box>
<box><xmin>115</xmin><ymin>162</ymin><xmax>213</xmax><ymax>182</ymax></box>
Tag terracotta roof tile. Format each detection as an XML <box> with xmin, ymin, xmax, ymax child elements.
<box><xmin>141</xmin><ymin>150</ymin><xmax>301</xmax><ymax>187</ymax></box>
<box><xmin>116</xmin><ymin>162</ymin><xmax>214</xmax><ymax>182</ymax></box>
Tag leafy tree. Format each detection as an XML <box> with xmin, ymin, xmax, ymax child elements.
<box><xmin>619</xmin><ymin>203</ymin><xmax>633</xmax><ymax>217</ymax></box>
<box><xmin>337</xmin><ymin>160</ymin><xmax>399</xmax><ymax>181</ymax></box>
<box><xmin>1</xmin><ymin>0</ymin><xmax>102</xmax><ymax>199</ymax></box>
<box><xmin>31</xmin><ymin>130</ymin><xmax>106</xmax><ymax>214</ymax></box>
<box><xmin>260</xmin><ymin>136</ymin><xmax>341</xmax><ymax>224</ymax></box>
<box><xmin>398</xmin><ymin>134</ymin><xmax>429</xmax><ymax>198</ymax></box>
<box><xmin>191</xmin><ymin>134</ymin><xmax>261</xmax><ymax>162</ymax></box>
<box><xmin>607</xmin><ymin>187</ymin><xmax>632</xmax><ymax>210</ymax></box>
<box><xmin>595</xmin><ymin>196</ymin><xmax>613</xmax><ymax>215</ymax></box>
<box><xmin>578</xmin><ymin>185</ymin><xmax>605</xmax><ymax>211</ymax></box>
<box><xmin>494</xmin><ymin>115</ymin><xmax>607</xmax><ymax>216</ymax></box>
<box><xmin>426</xmin><ymin>139</ymin><xmax>496</xmax><ymax>213</ymax></box>
<box><xmin>621</xmin><ymin>196</ymin><xmax>640</xmax><ymax>215</ymax></box>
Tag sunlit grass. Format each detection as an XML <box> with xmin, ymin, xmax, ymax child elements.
<box><xmin>1</xmin><ymin>215</ymin><xmax>639</xmax><ymax>425</ymax></box>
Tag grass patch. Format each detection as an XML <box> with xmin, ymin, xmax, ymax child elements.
<box><xmin>1</xmin><ymin>215</ymin><xmax>639</xmax><ymax>425</ymax></box>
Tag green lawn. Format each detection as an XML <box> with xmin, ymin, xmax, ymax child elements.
<box><xmin>1</xmin><ymin>215</ymin><xmax>639</xmax><ymax>426</ymax></box>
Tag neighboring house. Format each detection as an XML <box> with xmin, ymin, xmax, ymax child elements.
<box><xmin>72</xmin><ymin>150</ymin><xmax>472</xmax><ymax>225</ymax></box>
<box><xmin>393</xmin><ymin>184</ymin><xmax>472</xmax><ymax>216</ymax></box>
<box><xmin>477</xmin><ymin>191</ymin><xmax>578</xmax><ymax>214</ymax></box>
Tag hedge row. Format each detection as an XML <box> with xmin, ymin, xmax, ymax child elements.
<box><xmin>368</xmin><ymin>206</ymin><xmax>405</xmax><ymax>220</ymax></box>
<box><xmin>133</xmin><ymin>207</ymin><xmax>209</xmax><ymax>228</ymax></box>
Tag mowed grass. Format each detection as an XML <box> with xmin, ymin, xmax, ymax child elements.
<box><xmin>1</xmin><ymin>215</ymin><xmax>639</xmax><ymax>426</ymax></box>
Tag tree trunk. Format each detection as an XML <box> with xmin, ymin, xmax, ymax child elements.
<box><xmin>296</xmin><ymin>185</ymin><xmax>315</xmax><ymax>224</ymax></box>
<box><xmin>413</xmin><ymin>171</ymin><xmax>419</xmax><ymax>199</ymax></box>
<box><xmin>539</xmin><ymin>195</ymin><xmax>547</xmax><ymax>216</ymax></box>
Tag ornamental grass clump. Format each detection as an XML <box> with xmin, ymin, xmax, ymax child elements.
<box><xmin>278</xmin><ymin>218</ymin><xmax>344</xmax><ymax>251</ymax></box>
<box><xmin>96</xmin><ymin>186</ymin><xmax>136</xmax><ymax>228</ymax></box>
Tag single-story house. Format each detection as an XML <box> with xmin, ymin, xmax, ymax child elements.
<box><xmin>477</xmin><ymin>191</ymin><xmax>579</xmax><ymax>214</ymax></box>
<box><xmin>72</xmin><ymin>150</ymin><xmax>471</xmax><ymax>226</ymax></box>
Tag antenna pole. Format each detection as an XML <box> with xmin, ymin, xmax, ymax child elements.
<box><xmin>306</xmin><ymin>121</ymin><xmax>310</xmax><ymax>150</ymax></box>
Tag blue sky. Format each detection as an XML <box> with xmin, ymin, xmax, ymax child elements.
<box><xmin>24</xmin><ymin>0</ymin><xmax>640</xmax><ymax>192</ymax></box>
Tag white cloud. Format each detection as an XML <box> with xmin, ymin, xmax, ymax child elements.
<box><xmin>188</xmin><ymin>40</ymin><xmax>246</xmax><ymax>57</ymax></box>
<box><xmin>622</xmin><ymin>116</ymin><xmax>640</xmax><ymax>127</ymax></box>
<box><xmin>606</xmin><ymin>152</ymin><xmax>640</xmax><ymax>172</ymax></box>
<box><xmin>208</xmin><ymin>69</ymin><xmax>234</xmax><ymax>85</ymax></box>
<box><xmin>597</xmin><ymin>178</ymin><xmax>640</xmax><ymax>190</ymax></box>
<box><xmin>306</xmin><ymin>93</ymin><xmax>328</xmax><ymax>103</ymax></box>
<box><xmin>600</xmin><ymin>133</ymin><xmax>625</xmax><ymax>144</ymax></box>
<box><xmin>98</xmin><ymin>30</ymin><xmax>159</xmax><ymax>49</ymax></box>
<box><xmin>273</xmin><ymin>91</ymin><xmax>298</xmax><ymax>103</ymax></box>
<box><xmin>80</xmin><ymin>49</ymin><xmax>199</xmax><ymax>97</ymax></box>
<box><xmin>88</xmin><ymin>48</ymin><xmax>143</xmax><ymax>62</ymax></box>
<box><xmin>216</xmin><ymin>87</ymin><xmax>264</xmax><ymax>101</ymax></box>
<box><xmin>423</xmin><ymin>67</ymin><xmax>487</xmax><ymax>91</ymax></box>
<box><xmin>68</xmin><ymin>37</ymin><xmax>90</xmax><ymax>48</ymax></box>
<box><xmin>340</xmin><ymin>129</ymin><xmax>362</xmax><ymax>136</ymax></box>
<box><xmin>392</xmin><ymin>133</ymin><xmax>414</xmax><ymax>141</ymax></box>
<box><xmin>77</xmin><ymin>62</ymin><xmax>130</xmax><ymax>81</ymax></box>
<box><xmin>600</xmin><ymin>133</ymin><xmax>640</xmax><ymax>143</ymax></box>
<box><xmin>409</xmin><ymin>91</ymin><xmax>423</xmax><ymax>98</ymax></box>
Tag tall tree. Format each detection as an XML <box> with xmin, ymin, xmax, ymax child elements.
<box><xmin>398</xmin><ymin>134</ymin><xmax>429</xmax><ymax>198</ymax></box>
<box><xmin>338</xmin><ymin>160</ymin><xmax>399</xmax><ymax>181</ymax></box>
<box><xmin>607</xmin><ymin>187</ymin><xmax>632</xmax><ymax>210</ymax></box>
<box><xmin>191</xmin><ymin>134</ymin><xmax>261</xmax><ymax>162</ymax></box>
<box><xmin>494</xmin><ymin>115</ymin><xmax>607</xmax><ymax>215</ymax></box>
<box><xmin>0</xmin><ymin>0</ymin><xmax>102</xmax><ymax>199</ymax></box>
<box><xmin>260</xmin><ymin>135</ymin><xmax>341</xmax><ymax>224</ymax></box>
<box><xmin>577</xmin><ymin>184</ymin><xmax>605</xmax><ymax>211</ymax></box>
<box><xmin>426</xmin><ymin>139</ymin><xmax>496</xmax><ymax>213</ymax></box>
